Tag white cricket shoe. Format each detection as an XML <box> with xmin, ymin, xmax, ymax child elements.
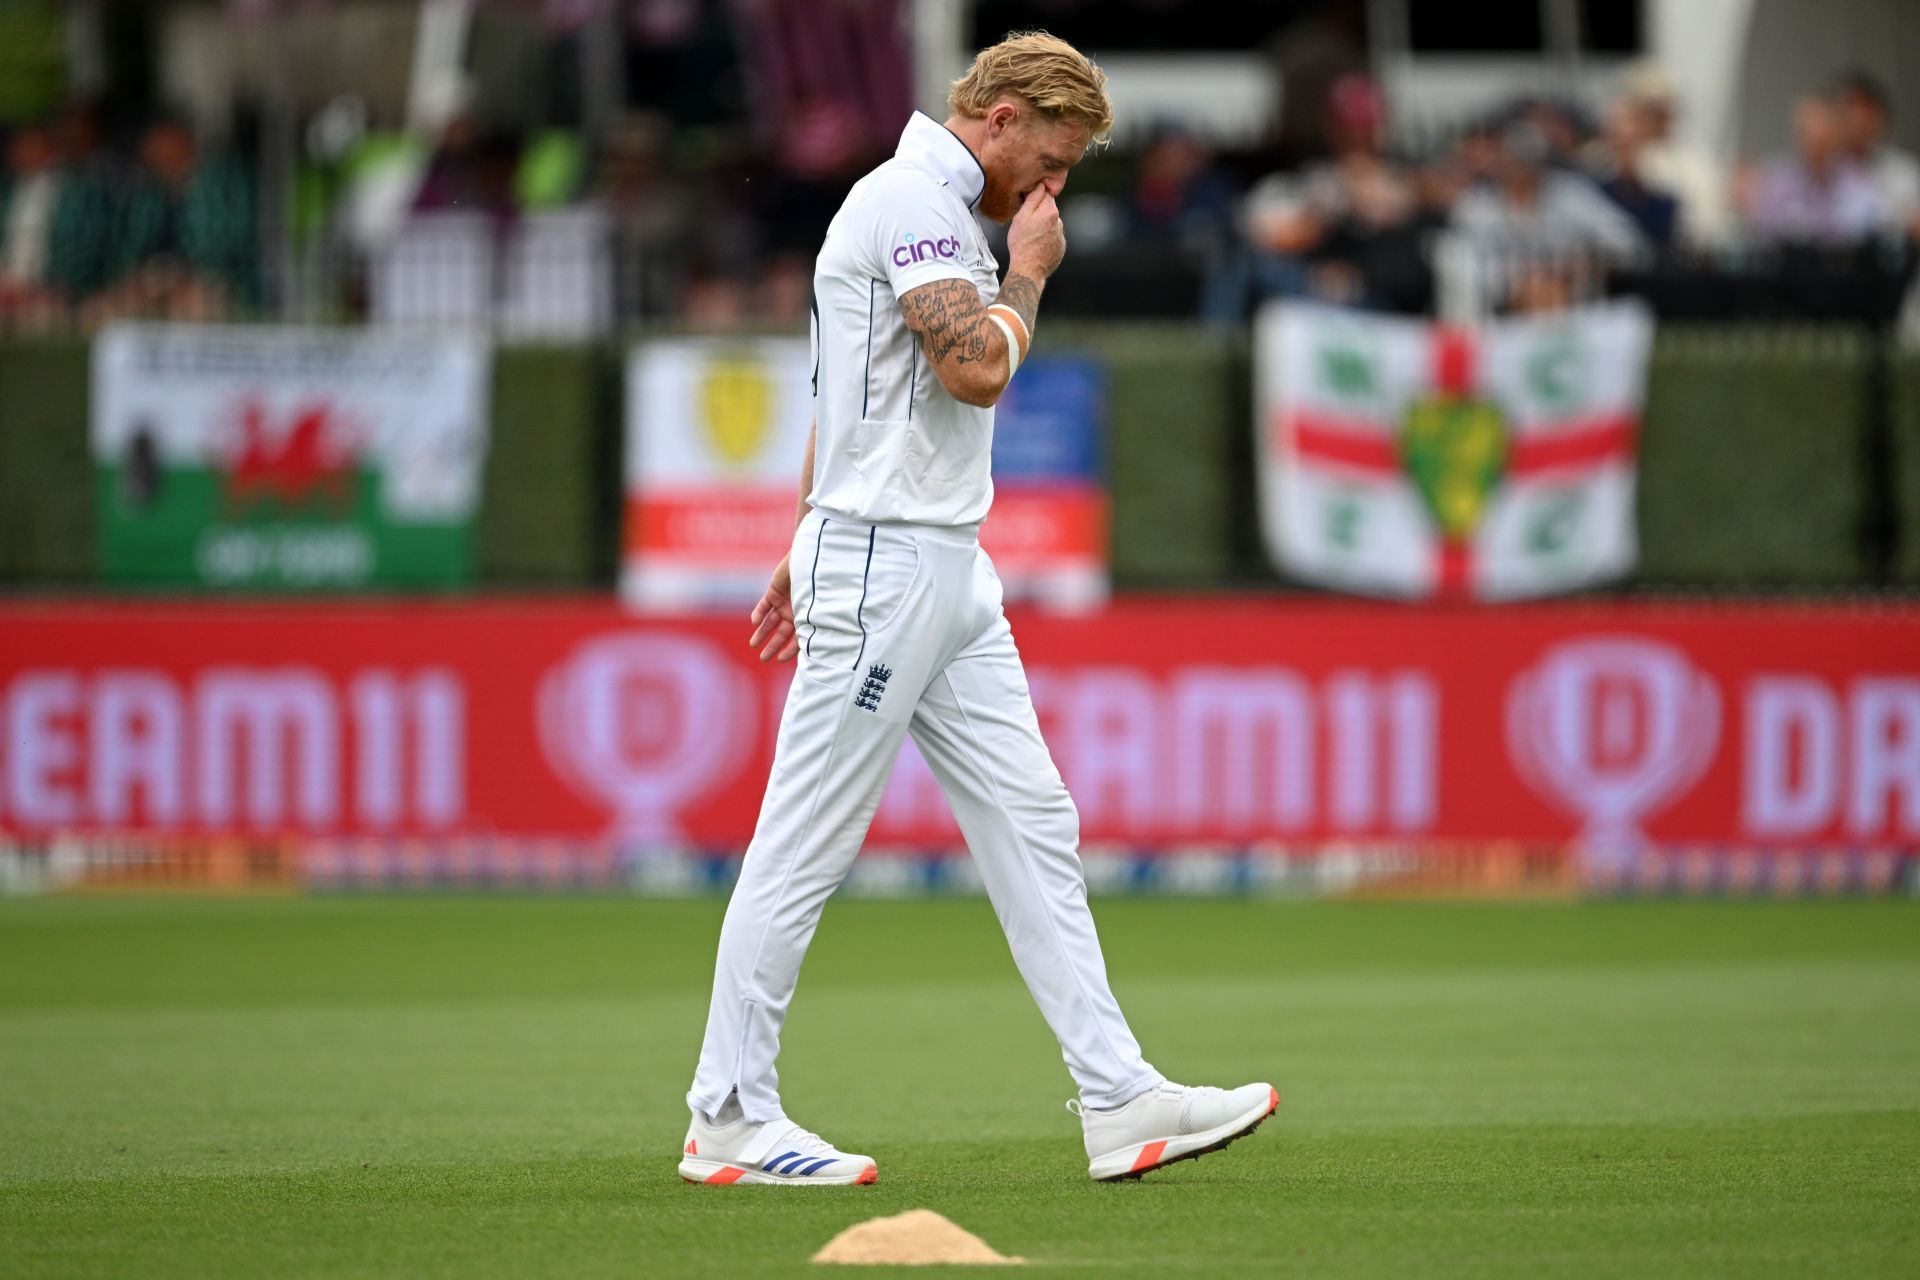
<box><xmin>1071</xmin><ymin>1081</ymin><xmax>1279</xmax><ymax>1181</ymax></box>
<box><xmin>678</xmin><ymin>1105</ymin><xmax>878</xmax><ymax>1187</ymax></box>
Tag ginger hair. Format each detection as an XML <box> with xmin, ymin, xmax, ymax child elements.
<box><xmin>949</xmin><ymin>31</ymin><xmax>1113</xmax><ymax>148</ymax></box>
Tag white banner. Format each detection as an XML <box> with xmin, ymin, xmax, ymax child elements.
<box><xmin>622</xmin><ymin>337</ymin><xmax>818</xmax><ymax>609</ymax></box>
<box><xmin>1255</xmin><ymin>302</ymin><xmax>1654</xmax><ymax>600</ymax></box>
<box><xmin>623</xmin><ymin>338</ymin><xmax>1112</xmax><ymax>612</ymax></box>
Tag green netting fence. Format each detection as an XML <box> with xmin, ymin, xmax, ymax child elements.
<box><xmin>1</xmin><ymin>328</ymin><xmax>1912</xmax><ymax>593</ymax></box>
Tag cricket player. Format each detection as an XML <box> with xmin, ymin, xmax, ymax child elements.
<box><xmin>680</xmin><ymin>32</ymin><xmax>1275</xmax><ymax>1186</ymax></box>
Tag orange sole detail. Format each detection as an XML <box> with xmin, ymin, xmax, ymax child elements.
<box><xmin>682</xmin><ymin>1163</ymin><xmax>877</xmax><ymax>1186</ymax></box>
<box><xmin>1101</xmin><ymin>1093</ymin><xmax>1283</xmax><ymax>1183</ymax></box>
<box><xmin>1130</xmin><ymin>1140</ymin><xmax>1169</xmax><ymax>1172</ymax></box>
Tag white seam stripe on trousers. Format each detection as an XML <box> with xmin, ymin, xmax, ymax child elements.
<box><xmin>688</xmin><ymin>508</ymin><xmax>1164</xmax><ymax>1122</ymax></box>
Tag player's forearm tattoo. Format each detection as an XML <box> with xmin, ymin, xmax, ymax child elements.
<box><xmin>996</xmin><ymin>271</ymin><xmax>1043</xmax><ymax>336</ymax></box>
<box><xmin>900</xmin><ymin>278</ymin><xmax>991</xmax><ymax>366</ymax></box>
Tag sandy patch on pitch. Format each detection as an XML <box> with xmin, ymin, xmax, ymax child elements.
<box><xmin>811</xmin><ymin>1209</ymin><xmax>1024</xmax><ymax>1266</ymax></box>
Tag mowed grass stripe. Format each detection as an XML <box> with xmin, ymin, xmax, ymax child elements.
<box><xmin>6</xmin><ymin>1118</ymin><xmax>1915</xmax><ymax>1279</ymax></box>
<box><xmin>1</xmin><ymin>897</ymin><xmax>1916</xmax><ymax>1278</ymax></box>
<box><xmin>4</xmin><ymin>899</ymin><xmax>1914</xmax><ymax>1008</ymax></box>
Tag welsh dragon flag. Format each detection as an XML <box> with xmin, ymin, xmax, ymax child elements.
<box><xmin>1256</xmin><ymin>301</ymin><xmax>1654</xmax><ymax>599</ymax></box>
<box><xmin>92</xmin><ymin>324</ymin><xmax>490</xmax><ymax>590</ymax></box>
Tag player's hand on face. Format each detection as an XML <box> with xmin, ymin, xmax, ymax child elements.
<box><xmin>748</xmin><ymin>553</ymin><xmax>800</xmax><ymax>662</ymax></box>
<box><xmin>1007</xmin><ymin>184</ymin><xmax>1066</xmax><ymax>278</ymax></box>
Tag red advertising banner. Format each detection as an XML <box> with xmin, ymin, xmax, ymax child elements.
<box><xmin>2</xmin><ymin>600</ymin><xmax>1917</xmax><ymax>852</ymax></box>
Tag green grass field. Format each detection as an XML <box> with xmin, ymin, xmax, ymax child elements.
<box><xmin>1</xmin><ymin>894</ymin><xmax>1916</xmax><ymax>1278</ymax></box>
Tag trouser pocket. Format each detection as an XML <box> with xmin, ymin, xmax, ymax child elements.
<box><xmin>792</xmin><ymin>516</ymin><xmax>922</xmax><ymax>692</ymax></box>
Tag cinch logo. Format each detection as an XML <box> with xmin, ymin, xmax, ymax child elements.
<box><xmin>855</xmin><ymin>663</ymin><xmax>893</xmax><ymax>713</ymax></box>
<box><xmin>893</xmin><ymin>233</ymin><xmax>960</xmax><ymax>268</ymax></box>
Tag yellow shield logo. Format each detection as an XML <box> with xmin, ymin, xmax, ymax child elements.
<box><xmin>1401</xmin><ymin>394</ymin><xmax>1509</xmax><ymax>540</ymax></box>
<box><xmin>698</xmin><ymin>357</ymin><xmax>773</xmax><ymax>466</ymax></box>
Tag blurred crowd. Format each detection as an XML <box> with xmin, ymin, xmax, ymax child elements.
<box><xmin>5</xmin><ymin>57</ymin><xmax>1918</xmax><ymax>332</ymax></box>
<box><xmin>0</xmin><ymin>103</ymin><xmax>256</xmax><ymax>330</ymax></box>
<box><xmin>1134</xmin><ymin>63</ymin><xmax>1920</xmax><ymax>323</ymax></box>
<box><xmin>326</xmin><ymin>83</ymin><xmax>884</xmax><ymax>330</ymax></box>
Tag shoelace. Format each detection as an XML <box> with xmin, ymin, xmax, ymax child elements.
<box><xmin>776</xmin><ymin>1123</ymin><xmax>837</xmax><ymax>1157</ymax></box>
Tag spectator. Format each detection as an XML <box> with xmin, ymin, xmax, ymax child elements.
<box><xmin>1429</xmin><ymin>120</ymin><xmax>1502</xmax><ymax>205</ymax></box>
<box><xmin>1124</xmin><ymin>122</ymin><xmax>1236</xmax><ymax>254</ymax></box>
<box><xmin>1743</xmin><ymin>94</ymin><xmax>1882</xmax><ymax>246</ymax></box>
<box><xmin>1499</xmin><ymin>95</ymin><xmax>1595</xmax><ymax>172</ymax></box>
<box><xmin>0</xmin><ymin>115</ymin><xmax>116</xmax><ymax>326</ymax></box>
<box><xmin>1619</xmin><ymin>62</ymin><xmax>1732</xmax><ymax>245</ymax></box>
<box><xmin>0</xmin><ymin>123</ymin><xmax>65</xmax><ymax>325</ymax></box>
<box><xmin>669</xmin><ymin>143</ymin><xmax>771</xmax><ymax>327</ymax></box>
<box><xmin>1832</xmin><ymin>70</ymin><xmax>1920</xmax><ymax>242</ymax></box>
<box><xmin>755</xmin><ymin>92</ymin><xmax>873</xmax><ymax>265</ymax></box>
<box><xmin>1450</xmin><ymin>121</ymin><xmax>1644</xmax><ymax>312</ymax></box>
<box><xmin>596</xmin><ymin>115</ymin><xmax>697</xmax><ymax>319</ymax></box>
<box><xmin>49</xmin><ymin>99</ymin><xmax>111</xmax><ymax>181</ymax></box>
<box><xmin>412</xmin><ymin>105</ymin><xmax>520</xmax><ymax>225</ymax></box>
<box><xmin>1</xmin><ymin>125</ymin><xmax>68</xmax><ymax>325</ymax></box>
<box><xmin>1264</xmin><ymin>0</ymin><xmax>1368</xmax><ymax>165</ymax></box>
<box><xmin>1221</xmin><ymin>73</ymin><xmax>1434</xmax><ymax>319</ymax></box>
<box><xmin>85</xmin><ymin>118</ymin><xmax>257</xmax><ymax>323</ymax></box>
<box><xmin>1590</xmin><ymin>99</ymin><xmax>1681</xmax><ymax>251</ymax></box>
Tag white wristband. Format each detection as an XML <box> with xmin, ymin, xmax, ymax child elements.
<box><xmin>987</xmin><ymin>314</ymin><xmax>1021</xmax><ymax>379</ymax></box>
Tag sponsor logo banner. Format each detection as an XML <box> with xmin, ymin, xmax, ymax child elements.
<box><xmin>92</xmin><ymin>324</ymin><xmax>491</xmax><ymax>589</ymax></box>
<box><xmin>1256</xmin><ymin>301</ymin><xmax>1653</xmax><ymax>599</ymax></box>
<box><xmin>2</xmin><ymin>602</ymin><xmax>1916</xmax><ymax>856</ymax></box>
<box><xmin>622</xmin><ymin>338</ymin><xmax>1107</xmax><ymax>610</ymax></box>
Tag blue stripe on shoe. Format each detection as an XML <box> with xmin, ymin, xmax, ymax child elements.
<box><xmin>772</xmin><ymin>1152</ymin><xmax>815</xmax><ymax>1175</ymax></box>
<box><xmin>797</xmin><ymin>1157</ymin><xmax>837</xmax><ymax>1177</ymax></box>
<box><xmin>763</xmin><ymin>1150</ymin><xmax>802</xmax><ymax>1172</ymax></box>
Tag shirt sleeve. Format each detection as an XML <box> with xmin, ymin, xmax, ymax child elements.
<box><xmin>862</xmin><ymin>170</ymin><xmax>977</xmax><ymax>300</ymax></box>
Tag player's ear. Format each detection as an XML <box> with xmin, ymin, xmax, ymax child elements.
<box><xmin>986</xmin><ymin>100</ymin><xmax>1019</xmax><ymax>139</ymax></box>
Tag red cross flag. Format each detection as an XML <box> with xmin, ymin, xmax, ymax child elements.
<box><xmin>1256</xmin><ymin>301</ymin><xmax>1654</xmax><ymax>599</ymax></box>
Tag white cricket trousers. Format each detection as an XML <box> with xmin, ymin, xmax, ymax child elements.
<box><xmin>687</xmin><ymin>508</ymin><xmax>1164</xmax><ymax>1123</ymax></box>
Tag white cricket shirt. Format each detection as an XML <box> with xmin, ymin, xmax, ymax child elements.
<box><xmin>808</xmin><ymin>112</ymin><xmax>1003</xmax><ymax>528</ymax></box>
